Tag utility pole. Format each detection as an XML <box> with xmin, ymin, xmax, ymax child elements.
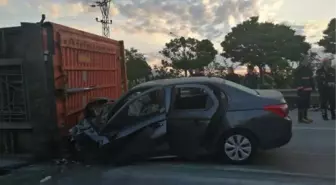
<box><xmin>90</xmin><ymin>0</ymin><xmax>113</xmax><ymax>38</ymax></box>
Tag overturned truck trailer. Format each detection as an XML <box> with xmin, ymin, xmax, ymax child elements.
<box><xmin>0</xmin><ymin>22</ymin><xmax>127</xmax><ymax>157</ymax></box>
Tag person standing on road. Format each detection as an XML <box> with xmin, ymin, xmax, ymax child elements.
<box><xmin>293</xmin><ymin>57</ymin><xmax>315</xmax><ymax>123</ymax></box>
<box><xmin>225</xmin><ymin>67</ymin><xmax>241</xmax><ymax>84</ymax></box>
<box><xmin>243</xmin><ymin>65</ymin><xmax>259</xmax><ymax>89</ymax></box>
<box><xmin>316</xmin><ymin>58</ymin><xmax>335</xmax><ymax>120</ymax></box>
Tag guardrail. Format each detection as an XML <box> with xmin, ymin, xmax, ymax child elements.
<box><xmin>277</xmin><ymin>89</ymin><xmax>320</xmax><ymax>109</ymax></box>
<box><xmin>278</xmin><ymin>89</ymin><xmax>319</xmax><ymax>98</ymax></box>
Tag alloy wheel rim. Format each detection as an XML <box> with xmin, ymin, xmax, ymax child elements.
<box><xmin>224</xmin><ymin>134</ymin><xmax>252</xmax><ymax>161</ymax></box>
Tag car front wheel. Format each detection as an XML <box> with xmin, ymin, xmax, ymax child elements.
<box><xmin>219</xmin><ymin>131</ymin><xmax>257</xmax><ymax>164</ymax></box>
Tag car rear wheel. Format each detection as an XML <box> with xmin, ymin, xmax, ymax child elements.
<box><xmin>219</xmin><ymin>131</ymin><xmax>257</xmax><ymax>164</ymax></box>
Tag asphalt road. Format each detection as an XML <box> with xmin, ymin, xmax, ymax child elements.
<box><xmin>249</xmin><ymin>109</ymin><xmax>335</xmax><ymax>178</ymax></box>
<box><xmin>0</xmin><ymin>110</ymin><xmax>335</xmax><ymax>185</ymax></box>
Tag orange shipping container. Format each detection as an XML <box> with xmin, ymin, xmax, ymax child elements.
<box><xmin>0</xmin><ymin>22</ymin><xmax>127</xmax><ymax>155</ymax></box>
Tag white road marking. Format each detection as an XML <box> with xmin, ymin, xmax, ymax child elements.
<box><xmin>40</xmin><ymin>176</ymin><xmax>52</xmax><ymax>183</ymax></box>
<box><xmin>150</xmin><ymin>155</ymin><xmax>176</xmax><ymax>160</ymax></box>
<box><xmin>293</xmin><ymin>127</ymin><xmax>336</xmax><ymax>131</ymax></box>
<box><xmin>280</xmin><ymin>151</ymin><xmax>335</xmax><ymax>156</ymax></box>
<box><xmin>214</xmin><ymin>167</ymin><xmax>335</xmax><ymax>180</ymax></box>
<box><xmin>158</xmin><ymin>163</ymin><xmax>335</xmax><ymax>180</ymax></box>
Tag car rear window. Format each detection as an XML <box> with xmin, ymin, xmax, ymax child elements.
<box><xmin>223</xmin><ymin>80</ymin><xmax>258</xmax><ymax>95</ymax></box>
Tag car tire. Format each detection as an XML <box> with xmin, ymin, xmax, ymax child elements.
<box><xmin>218</xmin><ymin>130</ymin><xmax>257</xmax><ymax>165</ymax></box>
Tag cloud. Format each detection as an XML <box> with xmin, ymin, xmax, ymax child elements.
<box><xmin>281</xmin><ymin>20</ymin><xmax>329</xmax><ymax>43</ymax></box>
<box><xmin>0</xmin><ymin>0</ymin><xmax>7</xmax><ymax>6</ymax></box>
<box><xmin>258</xmin><ymin>0</ymin><xmax>284</xmax><ymax>22</ymax></box>
<box><xmin>36</xmin><ymin>1</ymin><xmax>90</xmax><ymax>18</ymax></box>
<box><xmin>109</xmin><ymin>0</ymin><xmax>286</xmax><ymax>60</ymax></box>
<box><xmin>0</xmin><ymin>0</ymin><xmax>94</xmax><ymax>19</ymax></box>
<box><xmin>301</xmin><ymin>21</ymin><xmax>329</xmax><ymax>43</ymax></box>
<box><xmin>101</xmin><ymin>0</ymin><xmax>285</xmax><ymax>41</ymax></box>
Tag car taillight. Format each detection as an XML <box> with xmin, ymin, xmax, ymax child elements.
<box><xmin>264</xmin><ymin>104</ymin><xmax>288</xmax><ymax>117</ymax></box>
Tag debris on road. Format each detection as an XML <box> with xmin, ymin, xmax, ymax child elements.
<box><xmin>55</xmin><ymin>158</ymin><xmax>69</xmax><ymax>165</ymax></box>
<box><xmin>39</xmin><ymin>176</ymin><xmax>52</xmax><ymax>183</ymax></box>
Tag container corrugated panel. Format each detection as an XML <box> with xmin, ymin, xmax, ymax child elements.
<box><xmin>45</xmin><ymin>23</ymin><xmax>127</xmax><ymax>134</ymax></box>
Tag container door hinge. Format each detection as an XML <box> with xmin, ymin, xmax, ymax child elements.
<box><xmin>43</xmin><ymin>50</ymin><xmax>50</xmax><ymax>62</ymax></box>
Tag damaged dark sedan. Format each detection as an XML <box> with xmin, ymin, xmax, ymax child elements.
<box><xmin>70</xmin><ymin>77</ymin><xmax>292</xmax><ymax>165</ymax></box>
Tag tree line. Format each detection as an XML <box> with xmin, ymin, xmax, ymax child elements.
<box><xmin>126</xmin><ymin>16</ymin><xmax>336</xmax><ymax>89</ymax></box>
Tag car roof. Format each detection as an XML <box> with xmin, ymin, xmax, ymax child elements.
<box><xmin>132</xmin><ymin>77</ymin><xmax>225</xmax><ymax>90</ymax></box>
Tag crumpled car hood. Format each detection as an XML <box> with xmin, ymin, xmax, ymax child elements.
<box><xmin>70</xmin><ymin>118</ymin><xmax>110</xmax><ymax>147</ymax></box>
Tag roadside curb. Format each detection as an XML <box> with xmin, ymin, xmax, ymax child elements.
<box><xmin>0</xmin><ymin>161</ymin><xmax>34</xmax><ymax>170</ymax></box>
<box><xmin>0</xmin><ymin>158</ymin><xmax>36</xmax><ymax>176</ymax></box>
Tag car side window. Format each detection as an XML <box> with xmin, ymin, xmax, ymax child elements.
<box><xmin>105</xmin><ymin>90</ymin><xmax>145</xmax><ymax>119</ymax></box>
<box><xmin>104</xmin><ymin>88</ymin><xmax>166</xmax><ymax>130</ymax></box>
<box><xmin>173</xmin><ymin>87</ymin><xmax>213</xmax><ymax>110</ymax></box>
<box><xmin>126</xmin><ymin>91</ymin><xmax>142</xmax><ymax>102</ymax></box>
<box><xmin>127</xmin><ymin>89</ymin><xmax>165</xmax><ymax>117</ymax></box>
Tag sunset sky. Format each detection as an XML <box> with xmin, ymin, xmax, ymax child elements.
<box><xmin>1</xmin><ymin>0</ymin><xmax>335</xmax><ymax>74</ymax></box>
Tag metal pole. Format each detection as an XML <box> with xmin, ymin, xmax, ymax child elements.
<box><xmin>90</xmin><ymin>0</ymin><xmax>113</xmax><ymax>37</ymax></box>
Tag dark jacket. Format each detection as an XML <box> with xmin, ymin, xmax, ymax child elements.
<box><xmin>243</xmin><ymin>73</ymin><xmax>259</xmax><ymax>89</ymax></box>
<box><xmin>225</xmin><ymin>73</ymin><xmax>241</xmax><ymax>84</ymax></box>
<box><xmin>293</xmin><ymin>66</ymin><xmax>314</xmax><ymax>90</ymax></box>
<box><xmin>316</xmin><ymin>67</ymin><xmax>335</xmax><ymax>93</ymax></box>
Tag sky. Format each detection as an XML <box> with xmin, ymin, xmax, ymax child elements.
<box><xmin>0</xmin><ymin>0</ymin><xmax>335</xmax><ymax>73</ymax></box>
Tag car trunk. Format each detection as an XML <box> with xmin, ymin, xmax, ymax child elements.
<box><xmin>227</xmin><ymin>89</ymin><xmax>288</xmax><ymax>111</ymax></box>
<box><xmin>255</xmin><ymin>89</ymin><xmax>287</xmax><ymax>106</ymax></box>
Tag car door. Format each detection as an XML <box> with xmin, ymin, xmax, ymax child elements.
<box><xmin>167</xmin><ymin>84</ymin><xmax>219</xmax><ymax>159</ymax></box>
<box><xmin>100</xmin><ymin>86</ymin><xmax>170</xmax><ymax>163</ymax></box>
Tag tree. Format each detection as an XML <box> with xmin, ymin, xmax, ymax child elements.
<box><xmin>261</xmin><ymin>73</ymin><xmax>276</xmax><ymax>89</ymax></box>
<box><xmin>221</xmin><ymin>16</ymin><xmax>311</xmax><ymax>83</ymax></box>
<box><xmin>306</xmin><ymin>51</ymin><xmax>321</xmax><ymax>73</ymax></box>
<box><xmin>159</xmin><ymin>37</ymin><xmax>218</xmax><ymax>76</ymax></box>
<box><xmin>267</xmin><ymin>58</ymin><xmax>292</xmax><ymax>88</ymax></box>
<box><xmin>204</xmin><ymin>57</ymin><xmax>230</xmax><ymax>77</ymax></box>
<box><xmin>125</xmin><ymin>48</ymin><xmax>152</xmax><ymax>87</ymax></box>
<box><xmin>318</xmin><ymin>18</ymin><xmax>336</xmax><ymax>54</ymax></box>
<box><xmin>204</xmin><ymin>61</ymin><xmax>226</xmax><ymax>77</ymax></box>
<box><xmin>152</xmin><ymin>60</ymin><xmax>183</xmax><ymax>79</ymax></box>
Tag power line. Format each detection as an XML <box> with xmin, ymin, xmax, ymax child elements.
<box><xmin>90</xmin><ymin>0</ymin><xmax>113</xmax><ymax>38</ymax></box>
<box><xmin>169</xmin><ymin>32</ymin><xmax>179</xmax><ymax>38</ymax></box>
